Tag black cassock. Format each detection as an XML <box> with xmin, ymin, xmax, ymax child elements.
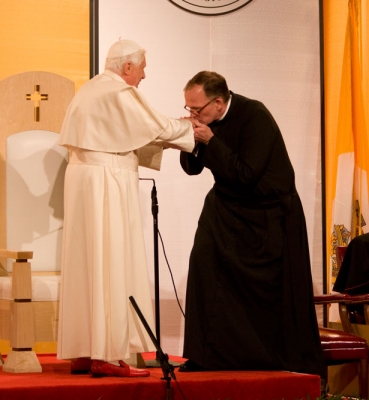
<box><xmin>333</xmin><ymin>233</ymin><xmax>369</xmax><ymax>295</ymax></box>
<box><xmin>180</xmin><ymin>92</ymin><xmax>325</xmax><ymax>377</ymax></box>
<box><xmin>333</xmin><ymin>233</ymin><xmax>369</xmax><ymax>323</ymax></box>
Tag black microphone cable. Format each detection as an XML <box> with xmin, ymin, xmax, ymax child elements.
<box><xmin>139</xmin><ymin>178</ymin><xmax>185</xmax><ymax>319</ymax></box>
<box><xmin>158</xmin><ymin>228</ymin><xmax>185</xmax><ymax>318</ymax></box>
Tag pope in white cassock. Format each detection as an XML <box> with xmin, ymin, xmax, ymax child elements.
<box><xmin>57</xmin><ymin>39</ymin><xmax>195</xmax><ymax>377</ymax></box>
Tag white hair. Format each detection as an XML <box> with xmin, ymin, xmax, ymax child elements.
<box><xmin>105</xmin><ymin>49</ymin><xmax>146</xmax><ymax>73</ymax></box>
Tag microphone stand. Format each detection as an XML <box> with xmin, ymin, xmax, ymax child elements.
<box><xmin>139</xmin><ymin>178</ymin><xmax>161</xmax><ymax>367</ymax></box>
<box><xmin>129</xmin><ymin>296</ymin><xmax>186</xmax><ymax>400</ymax></box>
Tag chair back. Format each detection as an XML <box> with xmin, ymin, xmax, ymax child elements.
<box><xmin>0</xmin><ymin>71</ymin><xmax>74</xmax><ymax>272</ymax></box>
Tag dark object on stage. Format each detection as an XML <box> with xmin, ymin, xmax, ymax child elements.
<box><xmin>178</xmin><ymin>359</ymin><xmax>204</xmax><ymax>372</ymax></box>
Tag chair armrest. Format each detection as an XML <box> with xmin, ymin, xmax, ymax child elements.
<box><xmin>314</xmin><ymin>293</ymin><xmax>369</xmax><ymax>334</ymax></box>
<box><xmin>0</xmin><ymin>250</ymin><xmax>33</xmax><ymax>260</ymax></box>
<box><xmin>0</xmin><ymin>249</ymin><xmax>33</xmax><ymax>300</ymax></box>
<box><xmin>314</xmin><ymin>293</ymin><xmax>351</xmax><ymax>304</ymax></box>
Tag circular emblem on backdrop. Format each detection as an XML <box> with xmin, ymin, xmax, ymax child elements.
<box><xmin>168</xmin><ymin>0</ymin><xmax>254</xmax><ymax>16</ymax></box>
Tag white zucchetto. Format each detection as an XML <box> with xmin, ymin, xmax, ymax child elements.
<box><xmin>106</xmin><ymin>39</ymin><xmax>144</xmax><ymax>59</ymax></box>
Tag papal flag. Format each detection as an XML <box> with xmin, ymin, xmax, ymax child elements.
<box><xmin>327</xmin><ymin>0</ymin><xmax>369</xmax><ymax>298</ymax></box>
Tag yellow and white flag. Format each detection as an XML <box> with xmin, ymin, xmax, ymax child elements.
<box><xmin>328</xmin><ymin>0</ymin><xmax>369</xmax><ymax>292</ymax></box>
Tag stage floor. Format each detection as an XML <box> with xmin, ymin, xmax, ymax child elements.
<box><xmin>0</xmin><ymin>353</ymin><xmax>321</xmax><ymax>400</ymax></box>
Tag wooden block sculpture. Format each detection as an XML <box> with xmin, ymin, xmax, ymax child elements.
<box><xmin>0</xmin><ymin>250</ymin><xmax>41</xmax><ymax>373</ymax></box>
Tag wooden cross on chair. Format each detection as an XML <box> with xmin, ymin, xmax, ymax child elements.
<box><xmin>26</xmin><ymin>85</ymin><xmax>48</xmax><ymax>122</ymax></box>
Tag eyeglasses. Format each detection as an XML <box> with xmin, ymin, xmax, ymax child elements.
<box><xmin>184</xmin><ymin>98</ymin><xmax>217</xmax><ymax>115</ymax></box>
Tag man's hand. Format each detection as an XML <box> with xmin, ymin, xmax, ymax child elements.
<box><xmin>193</xmin><ymin>121</ymin><xmax>214</xmax><ymax>144</ymax></box>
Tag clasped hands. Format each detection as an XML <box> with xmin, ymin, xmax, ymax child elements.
<box><xmin>182</xmin><ymin>116</ymin><xmax>214</xmax><ymax>145</ymax></box>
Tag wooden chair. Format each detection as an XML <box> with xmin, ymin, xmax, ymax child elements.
<box><xmin>0</xmin><ymin>71</ymin><xmax>74</xmax><ymax>372</ymax></box>
<box><xmin>315</xmin><ymin>293</ymin><xmax>369</xmax><ymax>399</ymax></box>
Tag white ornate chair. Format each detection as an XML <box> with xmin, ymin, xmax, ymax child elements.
<box><xmin>0</xmin><ymin>71</ymin><xmax>74</xmax><ymax>372</ymax></box>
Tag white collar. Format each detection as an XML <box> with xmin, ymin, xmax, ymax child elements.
<box><xmin>218</xmin><ymin>94</ymin><xmax>232</xmax><ymax>121</ymax></box>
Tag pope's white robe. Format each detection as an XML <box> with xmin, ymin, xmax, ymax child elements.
<box><xmin>57</xmin><ymin>70</ymin><xmax>194</xmax><ymax>362</ymax></box>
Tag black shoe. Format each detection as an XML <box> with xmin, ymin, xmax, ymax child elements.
<box><xmin>178</xmin><ymin>359</ymin><xmax>204</xmax><ymax>372</ymax></box>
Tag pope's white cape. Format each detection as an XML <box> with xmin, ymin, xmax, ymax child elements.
<box><xmin>59</xmin><ymin>69</ymin><xmax>194</xmax><ymax>170</ymax></box>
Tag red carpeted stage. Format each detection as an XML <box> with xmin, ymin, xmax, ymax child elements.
<box><xmin>0</xmin><ymin>353</ymin><xmax>321</xmax><ymax>400</ymax></box>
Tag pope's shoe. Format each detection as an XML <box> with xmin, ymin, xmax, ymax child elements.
<box><xmin>70</xmin><ymin>357</ymin><xmax>93</xmax><ymax>374</ymax></box>
<box><xmin>91</xmin><ymin>359</ymin><xmax>150</xmax><ymax>377</ymax></box>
